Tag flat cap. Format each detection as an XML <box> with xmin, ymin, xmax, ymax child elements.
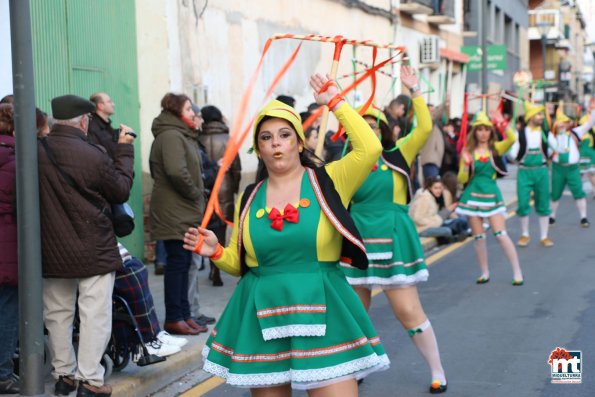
<box><xmin>51</xmin><ymin>95</ymin><xmax>95</xmax><ymax>120</ymax></box>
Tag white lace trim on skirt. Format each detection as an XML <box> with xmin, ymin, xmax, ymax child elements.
<box><xmin>346</xmin><ymin>269</ymin><xmax>429</xmax><ymax>288</ymax></box>
<box><xmin>261</xmin><ymin>324</ymin><xmax>326</xmax><ymax>341</ymax></box>
<box><xmin>202</xmin><ymin>348</ymin><xmax>390</xmax><ymax>389</ymax></box>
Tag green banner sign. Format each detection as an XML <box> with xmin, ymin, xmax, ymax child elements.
<box><xmin>461</xmin><ymin>44</ymin><xmax>507</xmax><ymax>71</ymax></box>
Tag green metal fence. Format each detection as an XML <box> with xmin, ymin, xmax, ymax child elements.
<box><xmin>31</xmin><ymin>0</ymin><xmax>144</xmax><ymax>258</ymax></box>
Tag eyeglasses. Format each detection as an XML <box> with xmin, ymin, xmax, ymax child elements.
<box><xmin>367</xmin><ymin>123</ymin><xmax>379</xmax><ymax>130</ymax></box>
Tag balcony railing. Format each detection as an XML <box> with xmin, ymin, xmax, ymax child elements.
<box><xmin>426</xmin><ymin>0</ymin><xmax>456</xmax><ymax>25</ymax></box>
<box><xmin>528</xmin><ymin>9</ymin><xmax>563</xmax><ymax>41</ymax></box>
<box><xmin>399</xmin><ymin>0</ymin><xmax>456</xmax><ymax>25</ymax></box>
<box><xmin>399</xmin><ymin>0</ymin><xmax>433</xmax><ymax>15</ymax></box>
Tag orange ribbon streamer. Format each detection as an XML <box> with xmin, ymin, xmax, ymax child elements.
<box><xmin>194</xmin><ymin>40</ymin><xmax>302</xmax><ymax>253</ymax></box>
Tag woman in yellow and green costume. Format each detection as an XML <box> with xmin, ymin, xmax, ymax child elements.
<box><xmin>456</xmin><ymin>112</ymin><xmax>524</xmax><ymax>285</ymax></box>
<box><xmin>183</xmin><ymin>73</ymin><xmax>388</xmax><ymax>396</ymax></box>
<box><xmin>578</xmin><ymin>104</ymin><xmax>595</xmax><ymax>199</ymax></box>
<box><xmin>342</xmin><ymin>65</ymin><xmax>447</xmax><ymax>394</ymax></box>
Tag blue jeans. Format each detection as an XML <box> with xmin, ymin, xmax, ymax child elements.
<box><xmin>155</xmin><ymin>240</ymin><xmax>167</xmax><ymax>265</ymax></box>
<box><xmin>0</xmin><ymin>285</ymin><xmax>18</xmax><ymax>380</ymax></box>
<box><xmin>163</xmin><ymin>240</ymin><xmax>191</xmax><ymax>322</ymax></box>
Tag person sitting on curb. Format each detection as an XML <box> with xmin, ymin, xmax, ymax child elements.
<box><xmin>409</xmin><ymin>176</ymin><xmax>469</xmax><ymax>244</ymax></box>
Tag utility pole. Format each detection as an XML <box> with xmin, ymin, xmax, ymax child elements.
<box><xmin>480</xmin><ymin>0</ymin><xmax>488</xmax><ymax>100</ymax></box>
<box><xmin>9</xmin><ymin>0</ymin><xmax>47</xmax><ymax>395</ymax></box>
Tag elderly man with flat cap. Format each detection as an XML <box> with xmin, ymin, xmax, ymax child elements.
<box><xmin>37</xmin><ymin>94</ymin><xmax>135</xmax><ymax>397</ymax></box>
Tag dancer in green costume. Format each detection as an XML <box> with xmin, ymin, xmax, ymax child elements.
<box><xmin>342</xmin><ymin>65</ymin><xmax>447</xmax><ymax>394</ymax></box>
<box><xmin>184</xmin><ymin>73</ymin><xmax>388</xmax><ymax>395</ymax></box>
<box><xmin>578</xmin><ymin>106</ymin><xmax>595</xmax><ymax>199</ymax></box>
<box><xmin>548</xmin><ymin>104</ymin><xmax>595</xmax><ymax>228</ymax></box>
<box><xmin>456</xmin><ymin>112</ymin><xmax>524</xmax><ymax>286</ymax></box>
<box><xmin>509</xmin><ymin>101</ymin><xmax>553</xmax><ymax>247</ymax></box>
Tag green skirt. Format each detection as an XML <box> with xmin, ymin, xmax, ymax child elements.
<box><xmin>343</xmin><ymin>203</ymin><xmax>428</xmax><ymax>288</ymax></box>
<box><xmin>456</xmin><ymin>175</ymin><xmax>506</xmax><ymax>218</ymax></box>
<box><xmin>202</xmin><ymin>262</ymin><xmax>389</xmax><ymax>389</ymax></box>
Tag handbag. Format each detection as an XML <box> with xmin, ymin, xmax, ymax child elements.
<box><xmin>41</xmin><ymin>137</ymin><xmax>135</xmax><ymax>237</ymax></box>
<box><xmin>110</xmin><ymin>203</ymin><xmax>135</xmax><ymax>237</ymax></box>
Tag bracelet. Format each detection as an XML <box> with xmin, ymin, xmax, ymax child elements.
<box><xmin>327</xmin><ymin>94</ymin><xmax>345</xmax><ymax>111</ymax></box>
<box><xmin>409</xmin><ymin>84</ymin><xmax>420</xmax><ymax>94</ymax></box>
<box><xmin>209</xmin><ymin>243</ymin><xmax>223</xmax><ymax>260</ymax></box>
<box><xmin>318</xmin><ymin>80</ymin><xmax>337</xmax><ymax>95</ymax></box>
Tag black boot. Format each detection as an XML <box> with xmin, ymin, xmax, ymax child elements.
<box><xmin>0</xmin><ymin>374</ymin><xmax>19</xmax><ymax>395</ymax></box>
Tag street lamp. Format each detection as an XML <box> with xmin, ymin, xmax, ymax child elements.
<box><xmin>536</xmin><ymin>21</ymin><xmax>550</xmax><ymax>80</ymax></box>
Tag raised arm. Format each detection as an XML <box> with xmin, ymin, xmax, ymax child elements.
<box><xmin>573</xmin><ymin>109</ymin><xmax>595</xmax><ymax>138</ymax></box>
<box><xmin>394</xmin><ymin>65</ymin><xmax>433</xmax><ymax>164</ymax></box>
<box><xmin>495</xmin><ymin>127</ymin><xmax>517</xmax><ymax>156</ymax></box>
<box><xmin>309</xmin><ymin>73</ymin><xmax>381</xmax><ymax>206</ymax></box>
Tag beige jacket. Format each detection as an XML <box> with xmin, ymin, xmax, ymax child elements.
<box><xmin>409</xmin><ymin>189</ymin><xmax>453</xmax><ymax>232</ymax></box>
<box><xmin>419</xmin><ymin>103</ymin><xmax>446</xmax><ymax>167</ymax></box>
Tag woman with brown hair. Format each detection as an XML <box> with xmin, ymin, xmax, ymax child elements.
<box><xmin>456</xmin><ymin>112</ymin><xmax>523</xmax><ymax>285</ymax></box>
<box><xmin>183</xmin><ymin>73</ymin><xmax>388</xmax><ymax>396</ymax></box>
<box><xmin>149</xmin><ymin>93</ymin><xmax>207</xmax><ymax>335</ymax></box>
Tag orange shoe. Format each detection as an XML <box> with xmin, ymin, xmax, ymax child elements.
<box><xmin>517</xmin><ymin>235</ymin><xmax>530</xmax><ymax>247</ymax></box>
<box><xmin>540</xmin><ymin>237</ymin><xmax>554</xmax><ymax>247</ymax></box>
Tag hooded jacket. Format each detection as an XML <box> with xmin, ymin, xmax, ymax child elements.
<box><xmin>149</xmin><ymin>111</ymin><xmax>205</xmax><ymax>240</ymax></box>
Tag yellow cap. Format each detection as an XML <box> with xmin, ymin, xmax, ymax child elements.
<box><xmin>555</xmin><ymin>112</ymin><xmax>570</xmax><ymax>124</ymax></box>
<box><xmin>253</xmin><ymin>99</ymin><xmax>304</xmax><ymax>152</ymax></box>
<box><xmin>524</xmin><ymin>101</ymin><xmax>544</xmax><ymax>122</ymax></box>
<box><xmin>356</xmin><ymin>103</ymin><xmax>388</xmax><ymax>127</ymax></box>
<box><xmin>472</xmin><ymin>111</ymin><xmax>493</xmax><ymax>128</ymax></box>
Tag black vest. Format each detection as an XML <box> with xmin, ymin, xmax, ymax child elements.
<box><xmin>516</xmin><ymin>127</ymin><xmax>548</xmax><ymax>163</ymax></box>
<box><xmin>238</xmin><ymin>167</ymin><xmax>368</xmax><ymax>276</ymax></box>
<box><xmin>381</xmin><ymin>149</ymin><xmax>413</xmax><ymax>203</ymax></box>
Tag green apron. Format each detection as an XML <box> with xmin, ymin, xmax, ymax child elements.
<box><xmin>457</xmin><ymin>156</ymin><xmax>506</xmax><ymax>218</ymax></box>
<box><xmin>343</xmin><ymin>158</ymin><xmax>428</xmax><ymax>288</ymax></box>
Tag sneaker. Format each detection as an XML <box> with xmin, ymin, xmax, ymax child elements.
<box><xmin>55</xmin><ymin>375</ymin><xmax>76</xmax><ymax>396</ymax></box>
<box><xmin>517</xmin><ymin>235</ymin><xmax>530</xmax><ymax>247</ymax></box>
<box><xmin>194</xmin><ymin>314</ymin><xmax>216</xmax><ymax>326</ymax></box>
<box><xmin>144</xmin><ymin>339</ymin><xmax>181</xmax><ymax>358</ymax></box>
<box><xmin>549</xmin><ymin>217</ymin><xmax>556</xmax><ymax>225</ymax></box>
<box><xmin>156</xmin><ymin>330</ymin><xmax>188</xmax><ymax>347</ymax></box>
<box><xmin>0</xmin><ymin>374</ymin><xmax>19</xmax><ymax>394</ymax></box>
<box><xmin>540</xmin><ymin>237</ymin><xmax>554</xmax><ymax>247</ymax></box>
<box><xmin>581</xmin><ymin>218</ymin><xmax>590</xmax><ymax>228</ymax></box>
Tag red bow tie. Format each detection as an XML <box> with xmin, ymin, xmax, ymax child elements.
<box><xmin>268</xmin><ymin>204</ymin><xmax>299</xmax><ymax>231</ymax></box>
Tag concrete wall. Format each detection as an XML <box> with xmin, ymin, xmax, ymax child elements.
<box><xmin>135</xmin><ymin>0</ymin><xmax>399</xmax><ymax>190</ymax></box>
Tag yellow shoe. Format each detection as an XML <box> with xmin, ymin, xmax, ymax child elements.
<box><xmin>540</xmin><ymin>237</ymin><xmax>554</xmax><ymax>247</ymax></box>
<box><xmin>517</xmin><ymin>235</ymin><xmax>530</xmax><ymax>247</ymax></box>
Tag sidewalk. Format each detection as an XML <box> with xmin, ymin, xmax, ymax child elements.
<box><xmin>47</xmin><ymin>168</ymin><xmax>520</xmax><ymax>397</ymax></box>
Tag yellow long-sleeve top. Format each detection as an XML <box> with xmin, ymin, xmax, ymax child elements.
<box><xmin>387</xmin><ymin>96</ymin><xmax>433</xmax><ymax>204</ymax></box>
<box><xmin>213</xmin><ymin>103</ymin><xmax>382</xmax><ymax>276</ymax></box>
<box><xmin>457</xmin><ymin>128</ymin><xmax>516</xmax><ymax>184</ymax></box>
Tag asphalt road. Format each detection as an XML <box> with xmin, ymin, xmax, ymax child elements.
<box><xmin>202</xmin><ymin>196</ymin><xmax>595</xmax><ymax>397</ymax></box>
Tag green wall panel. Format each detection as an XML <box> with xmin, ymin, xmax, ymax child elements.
<box><xmin>31</xmin><ymin>0</ymin><xmax>144</xmax><ymax>258</ymax></box>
